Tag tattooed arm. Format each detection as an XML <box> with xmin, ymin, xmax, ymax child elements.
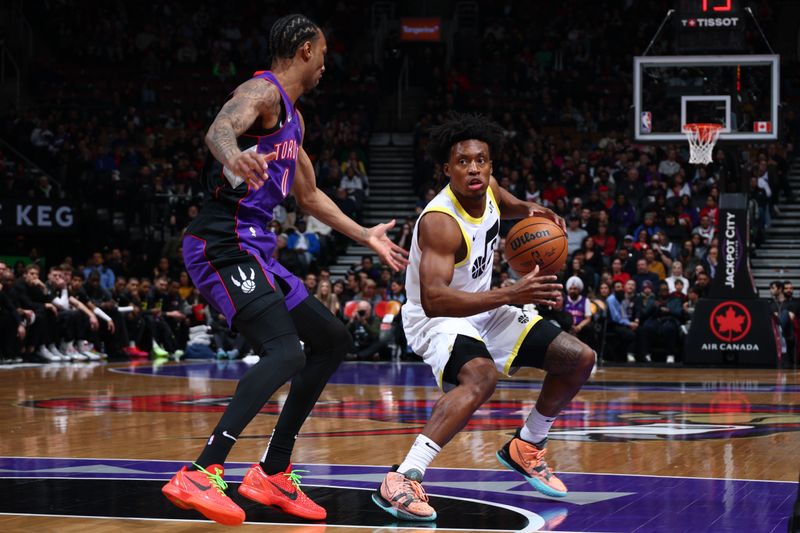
<box><xmin>204</xmin><ymin>78</ymin><xmax>281</xmax><ymax>190</ymax></box>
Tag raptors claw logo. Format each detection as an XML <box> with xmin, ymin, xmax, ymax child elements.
<box><xmin>231</xmin><ymin>266</ymin><xmax>256</xmax><ymax>294</ymax></box>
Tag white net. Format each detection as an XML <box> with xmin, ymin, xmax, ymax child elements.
<box><xmin>683</xmin><ymin>123</ymin><xmax>722</xmax><ymax>165</ymax></box>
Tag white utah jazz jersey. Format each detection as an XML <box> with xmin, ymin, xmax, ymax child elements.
<box><xmin>405</xmin><ymin>184</ymin><xmax>501</xmax><ymax>310</ymax></box>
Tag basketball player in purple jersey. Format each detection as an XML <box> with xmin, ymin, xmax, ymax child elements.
<box><xmin>162</xmin><ymin>14</ymin><xmax>408</xmax><ymax>525</ymax></box>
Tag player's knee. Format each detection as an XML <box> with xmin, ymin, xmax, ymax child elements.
<box><xmin>572</xmin><ymin>344</ymin><xmax>595</xmax><ymax>380</ymax></box>
<box><xmin>261</xmin><ymin>335</ymin><xmax>307</xmax><ymax>375</ymax></box>
<box><xmin>458</xmin><ymin>359</ymin><xmax>498</xmax><ymax>405</ymax></box>
<box><xmin>324</xmin><ymin>319</ymin><xmax>352</xmax><ymax>361</ymax></box>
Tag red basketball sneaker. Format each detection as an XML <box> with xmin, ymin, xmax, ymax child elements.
<box><xmin>238</xmin><ymin>463</ymin><xmax>326</xmax><ymax>520</ymax></box>
<box><xmin>162</xmin><ymin>464</ymin><xmax>245</xmax><ymax>526</ymax></box>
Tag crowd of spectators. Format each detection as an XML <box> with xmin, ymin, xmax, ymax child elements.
<box><xmin>1</xmin><ymin>0</ymin><xmax>379</xmax><ymax>270</ymax></box>
<box><xmin>3</xmin><ymin>1</ymin><xmax>800</xmax><ymax>364</ymax></box>
<box><xmin>0</xmin><ymin>249</ymin><xmax>408</xmax><ymax>363</ymax></box>
<box><xmin>398</xmin><ymin>1</ymin><xmax>800</xmax><ymax>364</ymax></box>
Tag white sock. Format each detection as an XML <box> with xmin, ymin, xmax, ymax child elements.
<box><xmin>397</xmin><ymin>434</ymin><xmax>441</xmax><ymax>477</ymax></box>
<box><xmin>520</xmin><ymin>408</ymin><xmax>556</xmax><ymax>445</ymax></box>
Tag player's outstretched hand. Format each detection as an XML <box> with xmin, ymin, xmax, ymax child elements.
<box><xmin>230</xmin><ymin>150</ymin><xmax>278</xmax><ymax>191</ymax></box>
<box><xmin>528</xmin><ymin>204</ymin><xmax>566</xmax><ymax>233</ymax></box>
<box><xmin>506</xmin><ymin>265</ymin><xmax>562</xmax><ymax>307</ymax></box>
<box><xmin>365</xmin><ymin>219</ymin><xmax>410</xmax><ymax>272</ymax></box>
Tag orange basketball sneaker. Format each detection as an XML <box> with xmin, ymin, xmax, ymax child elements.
<box><xmin>162</xmin><ymin>464</ymin><xmax>245</xmax><ymax>526</ymax></box>
<box><xmin>238</xmin><ymin>463</ymin><xmax>326</xmax><ymax>520</ymax></box>
<box><xmin>496</xmin><ymin>431</ymin><xmax>568</xmax><ymax>497</ymax></box>
<box><xmin>372</xmin><ymin>466</ymin><xmax>437</xmax><ymax>521</ymax></box>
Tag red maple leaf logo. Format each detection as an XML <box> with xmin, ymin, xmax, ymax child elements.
<box><xmin>715</xmin><ymin>306</ymin><xmax>745</xmax><ymax>341</ymax></box>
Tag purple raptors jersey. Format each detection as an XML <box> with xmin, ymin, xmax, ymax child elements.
<box><xmin>564</xmin><ymin>295</ymin><xmax>588</xmax><ymax>327</ymax></box>
<box><xmin>184</xmin><ymin>71</ymin><xmax>308</xmax><ymax>326</ymax></box>
<box><xmin>197</xmin><ymin>70</ymin><xmax>302</xmax><ymax>257</ymax></box>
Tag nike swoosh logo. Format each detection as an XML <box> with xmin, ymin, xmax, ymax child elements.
<box><xmin>269</xmin><ymin>480</ymin><xmax>298</xmax><ymax>500</ymax></box>
<box><xmin>222</xmin><ymin>431</ymin><xmax>237</xmax><ymax>442</ymax></box>
<box><xmin>187</xmin><ymin>476</ymin><xmax>212</xmax><ymax>491</ymax></box>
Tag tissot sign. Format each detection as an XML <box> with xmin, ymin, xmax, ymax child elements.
<box><xmin>686</xmin><ymin>194</ymin><xmax>778</xmax><ymax>365</ymax></box>
<box><xmin>0</xmin><ymin>200</ymin><xmax>76</xmax><ymax>233</ymax></box>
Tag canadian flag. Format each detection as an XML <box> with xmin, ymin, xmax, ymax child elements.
<box><xmin>753</xmin><ymin>121</ymin><xmax>772</xmax><ymax>133</ymax></box>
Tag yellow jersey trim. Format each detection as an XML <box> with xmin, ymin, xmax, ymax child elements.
<box><xmin>503</xmin><ymin>314</ymin><xmax>543</xmax><ymax>375</ymax></box>
<box><xmin>445</xmin><ymin>184</ymin><xmax>486</xmax><ymax>225</ymax></box>
<box><xmin>422</xmin><ymin>207</ymin><xmax>472</xmax><ymax>268</ymax></box>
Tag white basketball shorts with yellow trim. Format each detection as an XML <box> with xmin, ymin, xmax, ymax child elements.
<box><xmin>402</xmin><ymin>302</ymin><xmax>541</xmax><ymax>389</ymax></box>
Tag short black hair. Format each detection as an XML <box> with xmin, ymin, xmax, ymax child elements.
<box><xmin>269</xmin><ymin>14</ymin><xmax>320</xmax><ymax>62</ymax></box>
<box><xmin>427</xmin><ymin>112</ymin><xmax>504</xmax><ymax>165</ymax></box>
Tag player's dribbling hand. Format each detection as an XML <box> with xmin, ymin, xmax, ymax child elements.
<box><xmin>230</xmin><ymin>150</ymin><xmax>278</xmax><ymax>191</ymax></box>
<box><xmin>528</xmin><ymin>205</ymin><xmax>566</xmax><ymax>233</ymax></box>
<box><xmin>506</xmin><ymin>265</ymin><xmax>563</xmax><ymax>307</ymax></box>
<box><xmin>364</xmin><ymin>219</ymin><xmax>410</xmax><ymax>272</ymax></box>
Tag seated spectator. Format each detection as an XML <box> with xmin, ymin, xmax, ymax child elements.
<box><xmin>632</xmin><ymin>229</ymin><xmax>651</xmax><ymax>253</ymax></box>
<box><xmin>632</xmin><ymin>258</ymin><xmax>660</xmax><ymax>292</ymax></box>
<box><xmin>84</xmin><ymin>271</ymin><xmax>128</xmax><ymax>358</ymax></box>
<box><xmin>346</xmin><ymin>300</ymin><xmax>389</xmax><ymax>360</ymax></box>
<box><xmin>665</xmin><ymin>261</ymin><xmax>690</xmax><ymax>295</ymax></box>
<box><xmin>0</xmin><ymin>267</ymin><xmax>25</xmax><ymax>362</ymax></box>
<box><xmin>67</xmin><ymin>272</ymin><xmax>109</xmax><ymax>360</ymax></box>
<box><xmin>395</xmin><ymin>219</ymin><xmax>415</xmax><ymax>251</ymax></box>
<box><xmin>538</xmin><ymin>291</ymin><xmax>574</xmax><ymax>332</ymax></box>
<box><xmin>671</xmin><ymin>279</ymin><xmax>687</xmax><ymax>302</ymax></box>
<box><xmin>358</xmin><ymin>255</ymin><xmax>381</xmax><ymax>282</ymax></box>
<box><xmin>332</xmin><ymin>187</ymin><xmax>358</xmax><ymax>221</ymax></box>
<box><xmin>605</xmin><ymin>280</ymin><xmax>638</xmax><ymax>362</ymax></box>
<box><xmin>692</xmin><ymin>215</ymin><xmax>715</xmax><ymax>245</ymax></box>
<box><xmin>275</xmin><ymin>233</ymin><xmax>306</xmax><ymax>276</ymax></box>
<box><xmin>643</xmin><ymin>248</ymin><xmax>667</xmax><ymax>281</ymax></box>
<box><xmin>592</xmin><ymin>223</ymin><xmax>617</xmax><ymax>258</ymax></box>
<box><xmin>564</xmin><ymin>276</ymin><xmax>595</xmax><ymax>349</ymax></box>
<box><xmin>385</xmin><ymin>278</ymin><xmax>407</xmax><ymax>304</ymax></box>
<box><xmin>566</xmin><ymin>216</ymin><xmax>588</xmax><ymax>253</ymax></box>
<box><xmin>580</xmin><ymin>236</ymin><xmax>604</xmax><ymax>274</ymax></box>
<box><xmin>610</xmin><ymin>257</ymin><xmax>631</xmax><ymax>286</ymax></box>
<box><xmin>83</xmin><ymin>251</ymin><xmax>116</xmax><ymax>291</ymax></box>
<box><xmin>609</xmin><ymin>193</ymin><xmax>637</xmax><ymax>237</ymax></box>
<box><xmin>701</xmin><ymin>245</ymin><xmax>719</xmax><ymax>280</ymax></box>
<box><xmin>355</xmin><ymin>278</ymin><xmax>382</xmax><ymax>308</ymax></box>
<box><xmin>304</xmin><ymin>273</ymin><xmax>318</xmax><ymax>294</ymax></box>
<box><xmin>340</xmin><ymin>165</ymin><xmax>365</xmax><ymax>200</ymax></box>
<box><xmin>315</xmin><ymin>280</ymin><xmax>341</xmax><ymax>317</ymax></box>
<box><xmin>662</xmin><ymin>213</ymin><xmax>688</xmax><ymax>251</ymax></box>
<box><xmin>640</xmin><ymin>282</ymin><xmax>685</xmax><ymax>363</ymax></box>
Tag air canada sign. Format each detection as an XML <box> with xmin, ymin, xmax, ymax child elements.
<box><xmin>701</xmin><ymin>301</ymin><xmax>757</xmax><ymax>351</ymax></box>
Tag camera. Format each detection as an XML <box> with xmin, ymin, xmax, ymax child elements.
<box><xmin>357</xmin><ymin>309</ymin><xmax>367</xmax><ymax>317</ymax></box>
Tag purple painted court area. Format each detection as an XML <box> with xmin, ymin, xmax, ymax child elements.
<box><xmin>114</xmin><ymin>360</ymin><xmax>800</xmax><ymax>393</ymax></box>
<box><xmin>0</xmin><ymin>457</ymin><xmax>793</xmax><ymax>532</ymax></box>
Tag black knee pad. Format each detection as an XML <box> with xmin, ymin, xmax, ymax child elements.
<box><xmin>263</xmin><ymin>334</ymin><xmax>307</xmax><ymax>375</ymax></box>
<box><xmin>322</xmin><ymin>318</ymin><xmax>352</xmax><ymax>360</ymax></box>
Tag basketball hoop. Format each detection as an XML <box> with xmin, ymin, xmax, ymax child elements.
<box><xmin>683</xmin><ymin>123</ymin><xmax>722</xmax><ymax>165</ymax></box>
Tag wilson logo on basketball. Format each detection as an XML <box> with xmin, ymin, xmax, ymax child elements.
<box><xmin>509</xmin><ymin>230</ymin><xmax>550</xmax><ymax>251</ymax></box>
<box><xmin>709</xmin><ymin>301</ymin><xmax>751</xmax><ymax>343</ymax></box>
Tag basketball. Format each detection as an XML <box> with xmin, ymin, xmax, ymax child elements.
<box><xmin>504</xmin><ymin>217</ymin><xmax>568</xmax><ymax>275</ymax></box>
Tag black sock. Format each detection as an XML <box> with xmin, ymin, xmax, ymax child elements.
<box><xmin>192</xmin><ymin>430</ymin><xmax>238</xmax><ymax>469</ymax></box>
<box><xmin>260</xmin><ymin>430</ymin><xmax>296</xmax><ymax>475</ymax></box>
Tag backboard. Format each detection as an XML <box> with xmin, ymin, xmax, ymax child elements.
<box><xmin>633</xmin><ymin>54</ymin><xmax>779</xmax><ymax>143</ymax></box>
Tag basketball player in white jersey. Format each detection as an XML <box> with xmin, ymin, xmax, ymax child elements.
<box><xmin>373</xmin><ymin>113</ymin><xmax>595</xmax><ymax>521</ymax></box>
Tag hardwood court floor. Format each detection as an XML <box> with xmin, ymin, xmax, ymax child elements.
<box><xmin>0</xmin><ymin>360</ymin><xmax>797</xmax><ymax>532</ymax></box>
